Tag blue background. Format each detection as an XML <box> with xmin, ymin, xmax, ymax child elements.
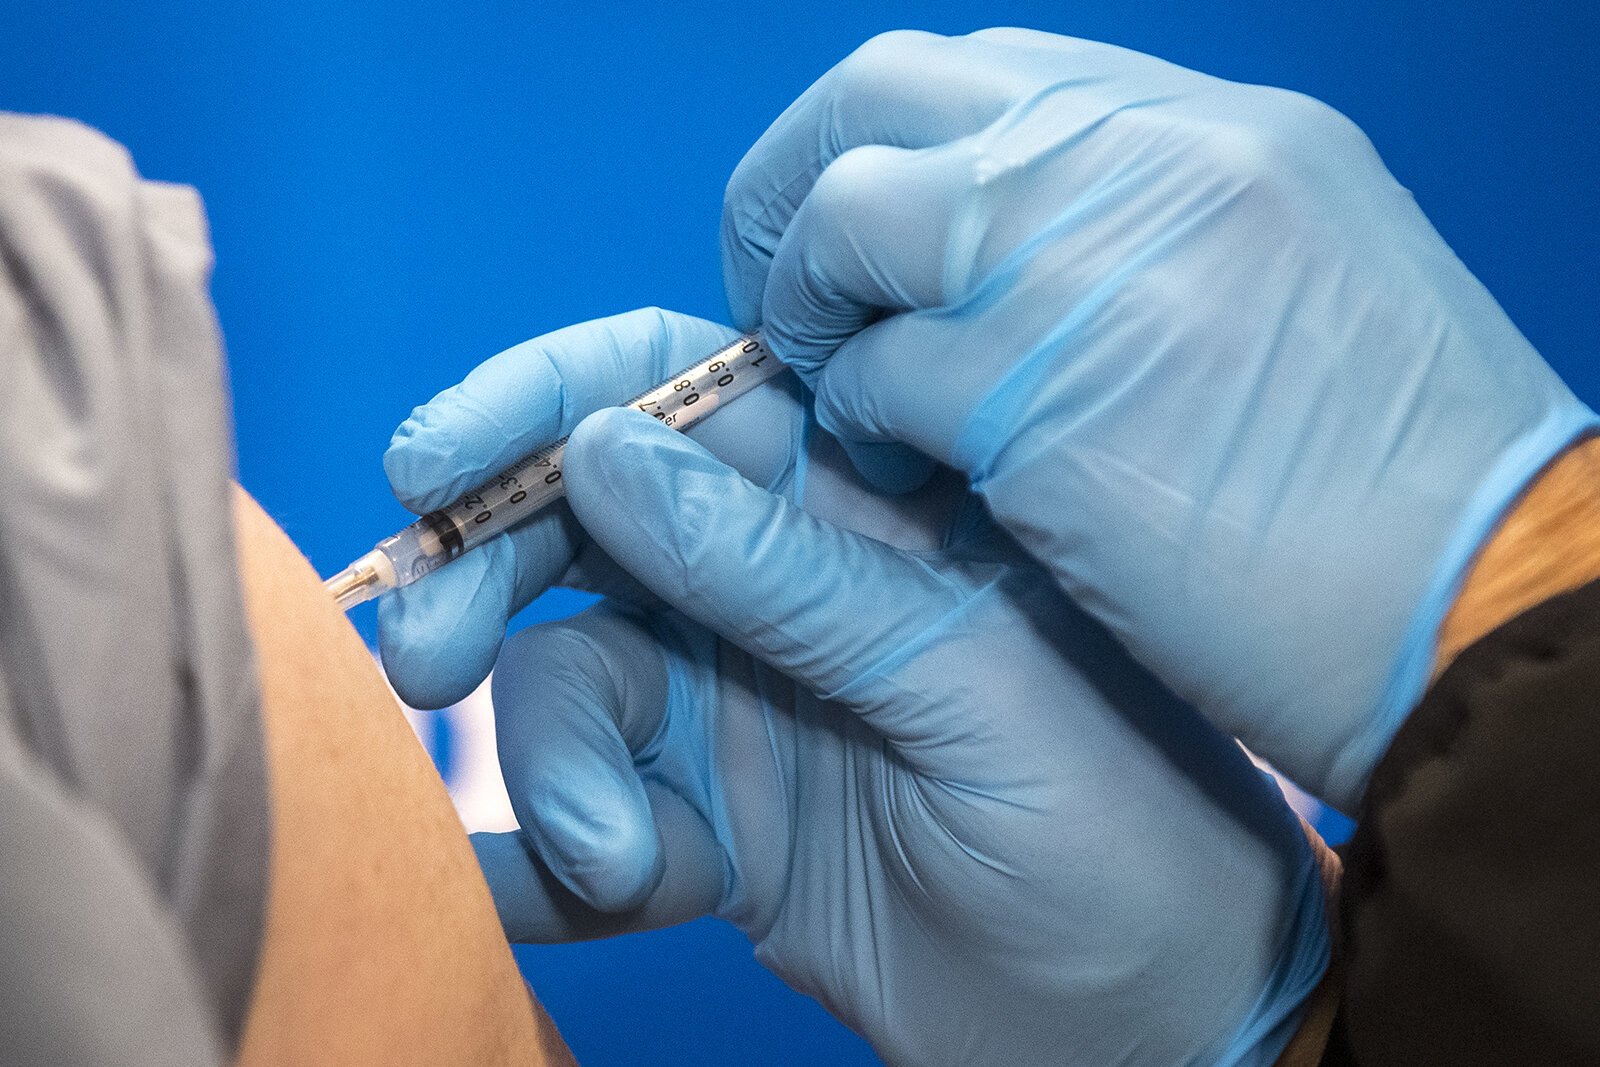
<box><xmin>3</xmin><ymin>2</ymin><xmax>1593</xmax><ymax>1063</ymax></box>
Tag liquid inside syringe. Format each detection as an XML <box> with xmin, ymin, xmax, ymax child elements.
<box><xmin>325</xmin><ymin>332</ymin><xmax>782</xmax><ymax>611</ymax></box>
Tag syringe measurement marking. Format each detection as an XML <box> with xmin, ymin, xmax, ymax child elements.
<box><xmin>436</xmin><ymin>338</ymin><xmax>769</xmax><ymax>540</ymax></box>
<box><xmin>325</xmin><ymin>333</ymin><xmax>779</xmax><ymax>611</ymax></box>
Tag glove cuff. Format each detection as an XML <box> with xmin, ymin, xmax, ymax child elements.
<box><xmin>1206</xmin><ymin>816</ymin><xmax>1335</xmax><ymax>1067</ymax></box>
<box><xmin>1269</xmin><ymin>819</ymin><xmax>1345</xmax><ymax>1067</ymax></box>
<box><xmin>1338</xmin><ymin>406</ymin><xmax>1599</xmax><ymax>807</ymax></box>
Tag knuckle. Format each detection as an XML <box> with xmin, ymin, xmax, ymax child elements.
<box><xmin>721</xmin><ymin>151</ymin><xmax>778</xmax><ymax>240</ymax></box>
<box><xmin>1263</xmin><ymin>88</ymin><xmax>1363</xmax><ymax>149</ymax></box>
<box><xmin>956</xmin><ymin>136</ymin><xmax>1006</xmax><ymax>191</ymax></box>
<box><xmin>613</xmin><ymin>304</ymin><xmax>674</xmax><ymax>341</ymax></box>
<box><xmin>720</xmin><ymin>157</ymin><xmax>758</xmax><ymax>230</ymax></box>
<box><xmin>833</xmin><ymin>29</ymin><xmax>939</xmax><ymax>101</ymax></box>
<box><xmin>1198</xmin><ymin>87</ymin><xmax>1367</xmax><ymax>184</ymax></box>
<box><xmin>1199</xmin><ymin>117</ymin><xmax>1285</xmax><ymax>180</ymax></box>
<box><xmin>807</xmin><ymin>143</ymin><xmax>895</xmax><ymax>226</ymax></box>
<box><xmin>725</xmin><ymin>30</ymin><xmax>938</xmax><ymax>231</ymax></box>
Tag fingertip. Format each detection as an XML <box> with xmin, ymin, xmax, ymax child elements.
<box><xmin>506</xmin><ymin>749</ymin><xmax>666</xmax><ymax>913</ymax></box>
<box><xmin>384</xmin><ymin>404</ymin><xmax>468</xmax><ymax>514</ymax></box>
<box><xmin>470</xmin><ymin>831</ymin><xmax>598</xmax><ymax>944</ymax></box>
<box><xmin>725</xmin><ymin>288</ymin><xmax>763</xmax><ymax>336</ymax></box>
<box><xmin>471</xmin><ymin>830</ymin><xmax>543</xmax><ymax>933</ymax></box>
<box><xmin>377</xmin><ymin>543</ymin><xmax>513</xmax><ymax>709</ymax></box>
<box><xmin>541</xmin><ymin>810</ymin><xmax>666</xmax><ymax>914</ymax></box>
<box><xmin>564</xmin><ymin>405</ymin><xmax>686</xmax><ymax>496</ymax></box>
<box><xmin>491</xmin><ymin>610</ymin><xmax>671</xmax><ymax>913</ymax></box>
<box><xmin>758</xmin><ymin>273</ymin><xmax>836</xmax><ymax>386</ymax></box>
<box><xmin>808</xmin><ymin>362</ymin><xmax>938</xmax><ymax>493</ymax></box>
<box><xmin>562</xmin><ymin>407</ymin><xmax>727</xmax><ymax>589</ymax></box>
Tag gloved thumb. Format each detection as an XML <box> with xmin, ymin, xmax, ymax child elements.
<box><xmin>562</xmin><ymin>406</ymin><xmax>975</xmax><ymax>759</ymax></box>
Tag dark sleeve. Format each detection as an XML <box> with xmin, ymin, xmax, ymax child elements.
<box><xmin>1321</xmin><ymin>575</ymin><xmax>1600</xmax><ymax>1065</ymax></box>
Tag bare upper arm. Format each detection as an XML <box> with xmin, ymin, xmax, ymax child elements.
<box><xmin>229</xmin><ymin>487</ymin><xmax>572</xmax><ymax>1066</ymax></box>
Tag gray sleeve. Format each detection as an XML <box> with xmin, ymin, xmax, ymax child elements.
<box><xmin>0</xmin><ymin>114</ymin><xmax>271</xmax><ymax>1064</ymax></box>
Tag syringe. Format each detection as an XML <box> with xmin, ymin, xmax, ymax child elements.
<box><xmin>324</xmin><ymin>332</ymin><xmax>784</xmax><ymax>611</ymax></box>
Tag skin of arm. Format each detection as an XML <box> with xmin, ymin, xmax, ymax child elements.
<box><xmin>229</xmin><ymin>487</ymin><xmax>573</xmax><ymax>1067</ymax></box>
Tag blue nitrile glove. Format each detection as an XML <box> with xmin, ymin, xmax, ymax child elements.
<box><xmin>481</xmin><ymin>407</ymin><xmax>1332</xmax><ymax>1067</ymax></box>
<box><xmin>378</xmin><ymin>309</ymin><xmax>778</xmax><ymax>709</ymax></box>
<box><xmin>383</xmin><ymin>308</ymin><xmax>1330</xmax><ymax>1065</ymax></box>
<box><xmin>719</xmin><ymin>28</ymin><xmax>1599</xmax><ymax>813</ymax></box>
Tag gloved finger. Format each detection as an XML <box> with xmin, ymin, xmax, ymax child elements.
<box><xmin>720</xmin><ymin>28</ymin><xmax>1200</xmax><ymax>328</ymax></box>
<box><xmin>380</xmin><ymin>535</ymin><xmax>518</xmax><ymax>711</ymax></box>
<box><xmin>472</xmin><ymin>778</ymin><xmax>724</xmax><ymax>943</ymax></box>
<box><xmin>385</xmin><ymin>307</ymin><xmax>740</xmax><ymax>514</ymax></box>
<box><xmin>752</xmin><ymin>141</ymin><xmax>983</xmax><ymax>494</ymax></box>
<box><xmin>377</xmin><ymin>505</ymin><xmax>582</xmax><ymax>710</ymax></box>
<box><xmin>491</xmin><ymin>605</ymin><xmax>727</xmax><ymax>920</ymax></box>
<box><xmin>376</xmin><ymin>496</ymin><xmax>668</xmax><ymax>711</ymax></box>
<box><xmin>761</xmin><ymin>140</ymin><xmax>969</xmax><ymax>492</ymax></box>
<box><xmin>807</xmin><ymin>311</ymin><xmax>991</xmax><ymax>477</ymax></box>
<box><xmin>562</xmin><ymin>406</ymin><xmax>977</xmax><ymax>760</ymax></box>
<box><xmin>720</xmin><ymin>29</ymin><xmax>1026</xmax><ymax>494</ymax></box>
<box><xmin>828</xmin><ymin>436</ymin><xmax>935</xmax><ymax>496</ymax></box>
<box><xmin>760</xmin><ymin>142</ymin><xmax>976</xmax><ymax>385</ymax></box>
<box><xmin>721</xmin><ymin>29</ymin><xmax>1046</xmax><ymax>330</ymax></box>
<box><xmin>377</xmin><ymin>311</ymin><xmax>807</xmax><ymax>708</ymax></box>
<box><xmin>764</xmin><ymin>64</ymin><xmax>1235</xmax><ymax>477</ymax></box>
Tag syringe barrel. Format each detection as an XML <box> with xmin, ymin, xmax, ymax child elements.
<box><xmin>375</xmin><ymin>515</ymin><xmax>463</xmax><ymax>587</ymax></box>
<box><xmin>378</xmin><ymin>331</ymin><xmax>781</xmax><ymax>594</ymax></box>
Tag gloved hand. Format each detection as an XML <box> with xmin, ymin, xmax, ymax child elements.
<box><xmin>379</xmin><ymin>310</ymin><xmax>759</xmax><ymax>709</ymax></box>
<box><xmin>382</xmin><ymin>308</ymin><xmax>1330</xmax><ymax>1065</ymax></box>
<box><xmin>720</xmin><ymin>28</ymin><xmax>1597</xmax><ymax>812</ymax></box>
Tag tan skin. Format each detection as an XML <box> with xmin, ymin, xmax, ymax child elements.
<box><xmin>230</xmin><ymin>487</ymin><xmax>572</xmax><ymax>1067</ymax></box>
<box><xmin>1434</xmin><ymin>435</ymin><xmax>1600</xmax><ymax>677</ymax></box>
